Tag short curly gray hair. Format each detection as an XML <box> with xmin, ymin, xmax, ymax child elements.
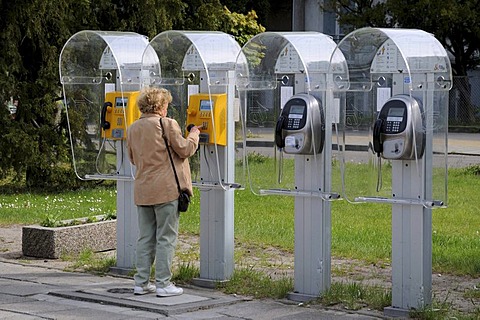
<box><xmin>136</xmin><ymin>87</ymin><xmax>172</xmax><ymax>114</ymax></box>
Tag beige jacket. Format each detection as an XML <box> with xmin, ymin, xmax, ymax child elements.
<box><xmin>127</xmin><ymin>114</ymin><xmax>199</xmax><ymax>205</ymax></box>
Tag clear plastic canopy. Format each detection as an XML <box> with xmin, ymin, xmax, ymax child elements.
<box><xmin>142</xmin><ymin>31</ymin><xmax>241</xmax><ymax>86</ymax></box>
<box><xmin>142</xmin><ymin>31</ymin><xmax>242</xmax><ymax>188</ymax></box>
<box><xmin>59</xmin><ymin>30</ymin><xmax>149</xmax><ymax>180</ymax></box>
<box><xmin>330</xmin><ymin>28</ymin><xmax>452</xmax><ymax>92</ymax></box>
<box><xmin>236</xmin><ymin>32</ymin><xmax>337</xmax><ymax>91</ymax></box>
<box><xmin>60</xmin><ymin>31</ymin><xmax>148</xmax><ymax>86</ymax></box>
<box><xmin>235</xmin><ymin>32</ymin><xmax>341</xmax><ymax>196</ymax></box>
<box><xmin>329</xmin><ymin>28</ymin><xmax>452</xmax><ymax>206</ymax></box>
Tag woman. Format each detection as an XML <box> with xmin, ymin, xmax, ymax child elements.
<box><xmin>127</xmin><ymin>87</ymin><xmax>200</xmax><ymax>297</ymax></box>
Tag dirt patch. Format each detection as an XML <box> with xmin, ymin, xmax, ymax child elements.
<box><xmin>0</xmin><ymin>225</ymin><xmax>73</xmax><ymax>270</ymax></box>
<box><xmin>1</xmin><ymin>225</ymin><xmax>478</xmax><ymax>315</ymax></box>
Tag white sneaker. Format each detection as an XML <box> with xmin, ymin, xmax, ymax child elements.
<box><xmin>156</xmin><ymin>283</ymin><xmax>183</xmax><ymax>297</ymax></box>
<box><xmin>133</xmin><ymin>283</ymin><xmax>156</xmax><ymax>295</ymax></box>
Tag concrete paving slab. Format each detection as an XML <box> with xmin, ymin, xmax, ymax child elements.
<box><xmin>0</xmin><ymin>300</ymin><xmax>76</xmax><ymax>315</ymax></box>
<box><xmin>205</xmin><ymin>300</ymin><xmax>308</xmax><ymax>319</ymax></box>
<box><xmin>32</xmin><ymin>293</ymin><xmax>167</xmax><ymax>319</ymax></box>
<box><xmin>0</xmin><ymin>260</ymin><xmax>387</xmax><ymax>319</ymax></box>
<box><xmin>9</xmin><ymin>271</ymin><xmax>120</xmax><ymax>287</ymax></box>
<box><xmin>35</xmin><ymin>307</ymin><xmax>154</xmax><ymax>320</ymax></box>
<box><xmin>0</xmin><ymin>293</ymin><xmax>37</xmax><ymax>305</ymax></box>
<box><xmin>49</xmin><ymin>285</ymin><xmax>246</xmax><ymax>317</ymax></box>
<box><xmin>0</xmin><ymin>310</ymin><xmax>39</xmax><ymax>320</ymax></box>
<box><xmin>0</xmin><ymin>281</ymin><xmax>57</xmax><ymax>297</ymax></box>
<box><xmin>87</xmin><ymin>286</ymin><xmax>211</xmax><ymax>305</ymax></box>
<box><xmin>171</xmin><ymin>299</ymin><xmax>383</xmax><ymax>320</ymax></box>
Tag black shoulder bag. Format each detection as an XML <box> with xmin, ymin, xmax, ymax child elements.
<box><xmin>159</xmin><ymin>118</ymin><xmax>190</xmax><ymax>212</ymax></box>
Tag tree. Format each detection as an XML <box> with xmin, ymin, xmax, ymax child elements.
<box><xmin>176</xmin><ymin>0</ymin><xmax>226</xmax><ymax>31</ymax></box>
<box><xmin>327</xmin><ymin>0</ymin><xmax>480</xmax><ymax>123</ymax></box>
<box><xmin>326</xmin><ymin>0</ymin><xmax>390</xmax><ymax>31</ymax></box>
<box><xmin>0</xmin><ymin>0</ymin><xmax>265</xmax><ymax>188</ymax></box>
<box><xmin>0</xmin><ymin>0</ymin><xmax>74</xmax><ymax>187</ymax></box>
<box><xmin>85</xmin><ymin>0</ymin><xmax>188</xmax><ymax>38</ymax></box>
<box><xmin>219</xmin><ymin>0</ymin><xmax>271</xmax><ymax>27</ymax></box>
<box><xmin>388</xmin><ymin>0</ymin><xmax>480</xmax><ymax>122</ymax></box>
<box><xmin>222</xmin><ymin>8</ymin><xmax>266</xmax><ymax>46</ymax></box>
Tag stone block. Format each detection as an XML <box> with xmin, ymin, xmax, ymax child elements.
<box><xmin>22</xmin><ymin>217</ymin><xmax>116</xmax><ymax>259</ymax></box>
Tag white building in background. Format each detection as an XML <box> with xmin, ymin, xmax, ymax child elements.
<box><xmin>267</xmin><ymin>0</ymin><xmax>340</xmax><ymax>40</ymax></box>
<box><xmin>292</xmin><ymin>0</ymin><xmax>340</xmax><ymax>40</ymax></box>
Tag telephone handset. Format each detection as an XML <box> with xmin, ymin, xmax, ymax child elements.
<box><xmin>274</xmin><ymin>115</ymin><xmax>287</xmax><ymax>148</ymax></box>
<box><xmin>373</xmin><ymin>94</ymin><xmax>424</xmax><ymax>160</ymax></box>
<box><xmin>101</xmin><ymin>101</ymin><xmax>112</xmax><ymax>131</ymax></box>
<box><xmin>274</xmin><ymin>93</ymin><xmax>324</xmax><ymax>155</ymax></box>
<box><xmin>373</xmin><ymin>119</ymin><xmax>384</xmax><ymax>156</ymax></box>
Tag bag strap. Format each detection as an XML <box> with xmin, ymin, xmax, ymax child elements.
<box><xmin>159</xmin><ymin>118</ymin><xmax>182</xmax><ymax>195</ymax></box>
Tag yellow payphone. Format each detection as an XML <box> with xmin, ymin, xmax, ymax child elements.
<box><xmin>186</xmin><ymin>93</ymin><xmax>227</xmax><ymax>146</ymax></box>
<box><xmin>101</xmin><ymin>91</ymin><xmax>141</xmax><ymax>139</ymax></box>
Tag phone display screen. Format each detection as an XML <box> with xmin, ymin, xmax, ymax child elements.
<box><xmin>289</xmin><ymin>105</ymin><xmax>305</xmax><ymax>119</ymax></box>
<box><xmin>290</xmin><ymin>105</ymin><xmax>305</xmax><ymax>114</ymax></box>
<box><xmin>387</xmin><ymin>107</ymin><xmax>404</xmax><ymax>122</ymax></box>
<box><xmin>200</xmin><ymin>100</ymin><xmax>212</xmax><ymax>111</ymax></box>
<box><xmin>115</xmin><ymin>97</ymin><xmax>128</xmax><ymax>108</ymax></box>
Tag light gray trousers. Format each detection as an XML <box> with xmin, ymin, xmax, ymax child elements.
<box><xmin>134</xmin><ymin>200</ymin><xmax>179</xmax><ymax>288</ymax></box>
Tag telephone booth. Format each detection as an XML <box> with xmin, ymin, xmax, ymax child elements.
<box><xmin>59</xmin><ymin>31</ymin><xmax>149</xmax><ymax>271</ymax></box>
<box><xmin>236</xmin><ymin>32</ymin><xmax>344</xmax><ymax>300</ymax></box>
<box><xmin>141</xmin><ymin>31</ymin><xmax>242</xmax><ymax>284</ymax></box>
<box><xmin>330</xmin><ymin>28</ymin><xmax>452</xmax><ymax>316</ymax></box>
<box><xmin>60</xmin><ymin>31</ymin><xmax>148</xmax><ymax>180</ymax></box>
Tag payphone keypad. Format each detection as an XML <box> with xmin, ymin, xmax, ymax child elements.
<box><xmin>386</xmin><ymin>120</ymin><xmax>401</xmax><ymax>133</ymax></box>
<box><xmin>384</xmin><ymin>105</ymin><xmax>406</xmax><ymax>134</ymax></box>
<box><xmin>286</xmin><ymin>103</ymin><xmax>306</xmax><ymax>130</ymax></box>
<box><xmin>288</xmin><ymin>117</ymin><xmax>301</xmax><ymax>129</ymax></box>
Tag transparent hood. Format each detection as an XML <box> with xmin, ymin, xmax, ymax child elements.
<box><xmin>59</xmin><ymin>31</ymin><xmax>148</xmax><ymax>180</ymax></box>
<box><xmin>236</xmin><ymin>32</ymin><xmax>337</xmax><ymax>91</ymax></box>
<box><xmin>142</xmin><ymin>31</ymin><xmax>241</xmax><ymax>86</ymax></box>
<box><xmin>330</xmin><ymin>28</ymin><xmax>452</xmax><ymax>207</ymax></box>
<box><xmin>141</xmin><ymin>31</ymin><xmax>243</xmax><ymax>189</ymax></box>
<box><xmin>236</xmin><ymin>32</ymin><xmax>341</xmax><ymax>197</ymax></box>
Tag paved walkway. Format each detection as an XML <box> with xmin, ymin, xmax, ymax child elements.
<box><xmin>0</xmin><ymin>260</ymin><xmax>384</xmax><ymax>320</ymax></box>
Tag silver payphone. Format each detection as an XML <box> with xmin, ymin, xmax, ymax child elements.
<box><xmin>274</xmin><ymin>93</ymin><xmax>324</xmax><ymax>155</ymax></box>
<box><xmin>331</xmin><ymin>28</ymin><xmax>452</xmax><ymax>315</ymax></box>
<box><xmin>373</xmin><ymin>94</ymin><xmax>425</xmax><ymax>160</ymax></box>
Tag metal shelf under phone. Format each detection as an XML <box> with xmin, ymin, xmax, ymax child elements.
<box><xmin>354</xmin><ymin>196</ymin><xmax>444</xmax><ymax>208</ymax></box>
<box><xmin>259</xmin><ymin>189</ymin><xmax>340</xmax><ymax>200</ymax></box>
<box><xmin>84</xmin><ymin>174</ymin><xmax>134</xmax><ymax>181</ymax></box>
<box><xmin>192</xmin><ymin>181</ymin><xmax>244</xmax><ymax>190</ymax></box>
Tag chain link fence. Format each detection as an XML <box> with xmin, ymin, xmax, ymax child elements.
<box><xmin>449</xmin><ymin>75</ymin><xmax>480</xmax><ymax>128</ymax></box>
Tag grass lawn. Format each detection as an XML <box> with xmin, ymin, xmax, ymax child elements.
<box><xmin>0</xmin><ymin>163</ymin><xmax>479</xmax><ymax>276</ymax></box>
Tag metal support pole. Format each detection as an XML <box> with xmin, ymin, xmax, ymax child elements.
<box><xmin>288</xmin><ymin>155</ymin><xmax>331</xmax><ymax>301</ymax></box>
<box><xmin>288</xmin><ymin>85</ymin><xmax>332</xmax><ymax>301</ymax></box>
<box><xmin>193</xmin><ymin>71</ymin><xmax>236</xmax><ymax>287</ymax></box>
<box><xmin>111</xmin><ymin>141</ymin><xmax>138</xmax><ymax>274</ymax></box>
<box><xmin>385</xmin><ymin>161</ymin><xmax>432</xmax><ymax>317</ymax></box>
<box><xmin>385</xmin><ymin>74</ymin><xmax>433</xmax><ymax>317</ymax></box>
